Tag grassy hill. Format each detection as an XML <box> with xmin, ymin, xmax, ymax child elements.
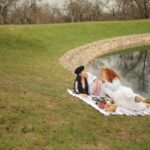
<box><xmin>0</xmin><ymin>20</ymin><xmax>150</xmax><ymax>150</ymax></box>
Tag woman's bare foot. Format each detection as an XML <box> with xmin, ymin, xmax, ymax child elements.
<box><xmin>144</xmin><ymin>98</ymin><xmax>150</xmax><ymax>104</ymax></box>
<box><xmin>135</xmin><ymin>96</ymin><xmax>150</xmax><ymax>105</ymax></box>
<box><xmin>135</xmin><ymin>96</ymin><xmax>145</xmax><ymax>102</ymax></box>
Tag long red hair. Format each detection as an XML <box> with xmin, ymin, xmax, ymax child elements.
<box><xmin>101</xmin><ymin>68</ymin><xmax>120</xmax><ymax>83</ymax></box>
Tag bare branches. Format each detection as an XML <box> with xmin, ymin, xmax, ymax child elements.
<box><xmin>65</xmin><ymin>0</ymin><xmax>103</xmax><ymax>22</ymax></box>
<box><xmin>134</xmin><ymin>0</ymin><xmax>150</xmax><ymax>18</ymax></box>
<box><xmin>0</xmin><ymin>0</ymin><xmax>149</xmax><ymax>24</ymax></box>
<box><xmin>0</xmin><ymin>0</ymin><xmax>18</xmax><ymax>23</ymax></box>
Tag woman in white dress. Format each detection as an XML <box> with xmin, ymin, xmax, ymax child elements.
<box><xmin>100</xmin><ymin>68</ymin><xmax>150</xmax><ymax>111</ymax></box>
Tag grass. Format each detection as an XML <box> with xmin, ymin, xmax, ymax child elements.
<box><xmin>101</xmin><ymin>45</ymin><xmax>150</xmax><ymax>57</ymax></box>
<box><xmin>0</xmin><ymin>20</ymin><xmax>150</xmax><ymax>150</ymax></box>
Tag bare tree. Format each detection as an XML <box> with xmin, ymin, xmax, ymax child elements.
<box><xmin>113</xmin><ymin>0</ymin><xmax>150</xmax><ymax>19</ymax></box>
<box><xmin>0</xmin><ymin>0</ymin><xmax>18</xmax><ymax>24</ymax></box>
<box><xmin>19</xmin><ymin>0</ymin><xmax>39</xmax><ymax>24</ymax></box>
<box><xmin>65</xmin><ymin>0</ymin><xmax>103</xmax><ymax>22</ymax></box>
<box><xmin>104</xmin><ymin>0</ymin><xmax>150</xmax><ymax>20</ymax></box>
<box><xmin>134</xmin><ymin>0</ymin><xmax>150</xmax><ymax>18</ymax></box>
<box><xmin>0</xmin><ymin>0</ymin><xmax>149</xmax><ymax>24</ymax></box>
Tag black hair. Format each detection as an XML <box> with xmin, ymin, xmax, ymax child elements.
<box><xmin>73</xmin><ymin>74</ymin><xmax>89</xmax><ymax>95</ymax></box>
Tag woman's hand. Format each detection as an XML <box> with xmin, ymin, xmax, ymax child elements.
<box><xmin>100</xmin><ymin>76</ymin><xmax>107</xmax><ymax>83</ymax></box>
<box><xmin>101</xmin><ymin>80</ymin><xmax>106</xmax><ymax>83</ymax></box>
<box><xmin>100</xmin><ymin>70</ymin><xmax>109</xmax><ymax>83</ymax></box>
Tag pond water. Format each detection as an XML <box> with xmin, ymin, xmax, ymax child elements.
<box><xmin>87</xmin><ymin>49</ymin><xmax>150</xmax><ymax>97</ymax></box>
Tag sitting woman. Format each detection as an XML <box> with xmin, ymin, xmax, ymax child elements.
<box><xmin>74</xmin><ymin>65</ymin><xmax>101</xmax><ymax>96</ymax></box>
<box><xmin>100</xmin><ymin>67</ymin><xmax>150</xmax><ymax>111</ymax></box>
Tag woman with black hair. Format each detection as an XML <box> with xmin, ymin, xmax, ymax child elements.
<box><xmin>74</xmin><ymin>66</ymin><xmax>101</xmax><ymax>96</ymax></box>
<box><xmin>74</xmin><ymin>66</ymin><xmax>89</xmax><ymax>95</ymax></box>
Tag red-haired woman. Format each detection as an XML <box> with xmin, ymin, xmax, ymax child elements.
<box><xmin>100</xmin><ymin>68</ymin><xmax>150</xmax><ymax>111</ymax></box>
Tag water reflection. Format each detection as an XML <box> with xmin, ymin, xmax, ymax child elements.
<box><xmin>87</xmin><ymin>49</ymin><xmax>150</xmax><ymax>96</ymax></box>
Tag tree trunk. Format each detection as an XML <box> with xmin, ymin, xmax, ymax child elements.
<box><xmin>143</xmin><ymin>0</ymin><xmax>149</xmax><ymax>18</ymax></box>
<box><xmin>134</xmin><ymin>0</ymin><xmax>149</xmax><ymax>19</ymax></box>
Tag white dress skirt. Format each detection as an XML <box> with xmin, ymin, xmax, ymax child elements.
<box><xmin>102</xmin><ymin>78</ymin><xmax>146</xmax><ymax>111</ymax></box>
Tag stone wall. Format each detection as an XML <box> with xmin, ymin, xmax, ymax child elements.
<box><xmin>59</xmin><ymin>33</ymin><xmax>150</xmax><ymax>72</ymax></box>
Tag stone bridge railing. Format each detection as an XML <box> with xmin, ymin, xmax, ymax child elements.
<box><xmin>59</xmin><ymin>33</ymin><xmax>150</xmax><ymax>72</ymax></box>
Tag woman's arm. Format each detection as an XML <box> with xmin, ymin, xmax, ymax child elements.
<box><xmin>92</xmin><ymin>79</ymin><xmax>102</xmax><ymax>96</ymax></box>
<box><xmin>74</xmin><ymin>81</ymin><xmax>79</xmax><ymax>94</ymax></box>
<box><xmin>105</xmin><ymin>78</ymin><xmax>121</xmax><ymax>91</ymax></box>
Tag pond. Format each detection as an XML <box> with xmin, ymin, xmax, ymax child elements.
<box><xmin>87</xmin><ymin>49</ymin><xmax>150</xmax><ymax>97</ymax></box>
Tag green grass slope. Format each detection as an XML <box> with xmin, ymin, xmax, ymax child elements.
<box><xmin>0</xmin><ymin>20</ymin><xmax>150</xmax><ymax>150</ymax></box>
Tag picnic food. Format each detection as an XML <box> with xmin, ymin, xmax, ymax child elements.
<box><xmin>105</xmin><ymin>103</ymin><xmax>117</xmax><ymax>112</ymax></box>
<box><xmin>93</xmin><ymin>96</ymin><xmax>117</xmax><ymax>112</ymax></box>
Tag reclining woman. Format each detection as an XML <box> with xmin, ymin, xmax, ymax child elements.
<box><xmin>100</xmin><ymin>67</ymin><xmax>150</xmax><ymax>111</ymax></box>
<box><xmin>73</xmin><ymin>66</ymin><xmax>101</xmax><ymax>96</ymax></box>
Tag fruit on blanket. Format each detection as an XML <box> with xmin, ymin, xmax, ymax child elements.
<box><xmin>98</xmin><ymin>100</ymin><xmax>106</xmax><ymax>109</ymax></box>
<box><xmin>105</xmin><ymin>103</ymin><xmax>117</xmax><ymax>112</ymax></box>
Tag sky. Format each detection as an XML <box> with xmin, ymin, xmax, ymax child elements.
<box><xmin>42</xmin><ymin>0</ymin><xmax>65</xmax><ymax>8</ymax></box>
<box><xmin>43</xmin><ymin>0</ymin><xmax>113</xmax><ymax>11</ymax></box>
<box><xmin>45</xmin><ymin>0</ymin><xmax>65</xmax><ymax>5</ymax></box>
<box><xmin>19</xmin><ymin>0</ymin><xmax>113</xmax><ymax>12</ymax></box>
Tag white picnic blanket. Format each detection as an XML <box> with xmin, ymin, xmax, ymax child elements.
<box><xmin>67</xmin><ymin>89</ymin><xmax>150</xmax><ymax>116</ymax></box>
